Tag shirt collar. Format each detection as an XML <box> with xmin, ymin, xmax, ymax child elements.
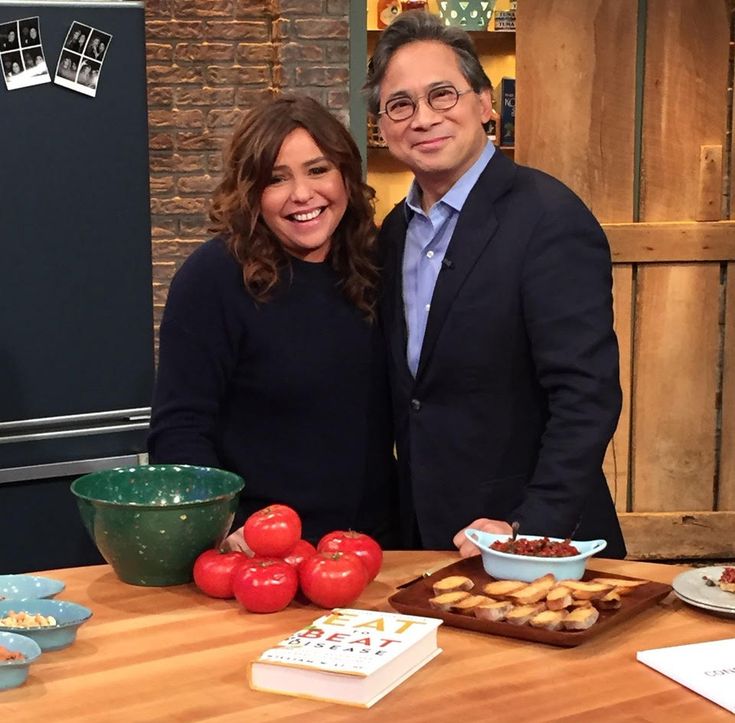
<box><xmin>403</xmin><ymin>139</ymin><xmax>495</xmax><ymax>220</ymax></box>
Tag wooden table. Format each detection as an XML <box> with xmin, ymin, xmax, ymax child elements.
<box><xmin>3</xmin><ymin>553</ymin><xmax>734</xmax><ymax>722</ymax></box>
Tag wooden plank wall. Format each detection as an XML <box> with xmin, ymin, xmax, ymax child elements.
<box><xmin>517</xmin><ymin>0</ymin><xmax>735</xmax><ymax>558</ymax></box>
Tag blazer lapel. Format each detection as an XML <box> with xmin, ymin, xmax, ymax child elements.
<box><xmin>415</xmin><ymin>151</ymin><xmax>516</xmax><ymax>382</ymax></box>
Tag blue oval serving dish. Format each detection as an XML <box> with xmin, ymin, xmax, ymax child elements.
<box><xmin>0</xmin><ymin>575</ymin><xmax>65</xmax><ymax>601</ymax></box>
<box><xmin>0</xmin><ymin>599</ymin><xmax>92</xmax><ymax>651</ymax></box>
<box><xmin>465</xmin><ymin>528</ymin><xmax>607</xmax><ymax>582</ymax></box>
<box><xmin>0</xmin><ymin>631</ymin><xmax>42</xmax><ymax>691</ymax></box>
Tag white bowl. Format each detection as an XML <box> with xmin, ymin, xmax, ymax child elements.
<box><xmin>466</xmin><ymin>528</ymin><xmax>607</xmax><ymax>582</ymax></box>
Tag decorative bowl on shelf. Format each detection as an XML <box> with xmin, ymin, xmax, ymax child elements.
<box><xmin>71</xmin><ymin>464</ymin><xmax>244</xmax><ymax>587</ymax></box>
<box><xmin>0</xmin><ymin>599</ymin><xmax>92</xmax><ymax>652</ymax></box>
<box><xmin>438</xmin><ymin>0</ymin><xmax>497</xmax><ymax>30</ymax></box>
<box><xmin>0</xmin><ymin>575</ymin><xmax>65</xmax><ymax>601</ymax></box>
<box><xmin>465</xmin><ymin>528</ymin><xmax>608</xmax><ymax>582</ymax></box>
<box><xmin>0</xmin><ymin>631</ymin><xmax>42</xmax><ymax>690</ymax></box>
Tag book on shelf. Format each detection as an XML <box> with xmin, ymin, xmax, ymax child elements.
<box><xmin>498</xmin><ymin>77</ymin><xmax>515</xmax><ymax>148</ymax></box>
<box><xmin>493</xmin><ymin>9</ymin><xmax>516</xmax><ymax>31</ymax></box>
<box><xmin>248</xmin><ymin>607</ymin><xmax>443</xmax><ymax>708</ymax></box>
<box><xmin>637</xmin><ymin>637</ymin><xmax>735</xmax><ymax>714</ymax></box>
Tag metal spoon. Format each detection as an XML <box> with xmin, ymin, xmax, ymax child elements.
<box><xmin>510</xmin><ymin>520</ymin><xmax>520</xmax><ymax>553</ymax></box>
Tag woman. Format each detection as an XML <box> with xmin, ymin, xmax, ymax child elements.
<box><xmin>148</xmin><ymin>95</ymin><xmax>398</xmax><ymax>547</ymax></box>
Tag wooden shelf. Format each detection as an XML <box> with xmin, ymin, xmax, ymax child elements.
<box><xmin>367</xmin><ymin>28</ymin><xmax>514</xmax><ymax>35</ymax></box>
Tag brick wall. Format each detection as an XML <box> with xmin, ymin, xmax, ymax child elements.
<box><xmin>144</xmin><ymin>0</ymin><xmax>350</xmax><ymax>335</ymax></box>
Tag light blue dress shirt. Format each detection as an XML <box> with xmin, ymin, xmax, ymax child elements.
<box><xmin>402</xmin><ymin>140</ymin><xmax>496</xmax><ymax>377</ymax></box>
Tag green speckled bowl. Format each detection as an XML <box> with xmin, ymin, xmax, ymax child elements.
<box><xmin>71</xmin><ymin>465</ymin><xmax>244</xmax><ymax>587</ymax></box>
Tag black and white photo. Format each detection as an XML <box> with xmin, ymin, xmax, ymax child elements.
<box><xmin>55</xmin><ymin>21</ymin><xmax>111</xmax><ymax>97</ymax></box>
<box><xmin>85</xmin><ymin>31</ymin><xmax>110</xmax><ymax>62</ymax></box>
<box><xmin>1</xmin><ymin>18</ymin><xmax>51</xmax><ymax>91</ymax></box>
<box><xmin>0</xmin><ymin>21</ymin><xmax>19</xmax><ymax>51</ymax></box>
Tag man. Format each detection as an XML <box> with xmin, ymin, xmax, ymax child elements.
<box><xmin>364</xmin><ymin>11</ymin><xmax>626</xmax><ymax>558</ymax></box>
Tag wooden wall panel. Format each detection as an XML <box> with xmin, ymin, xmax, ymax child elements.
<box><xmin>515</xmin><ymin>0</ymin><xmax>636</xmax><ymax>222</ymax></box>
<box><xmin>640</xmin><ymin>0</ymin><xmax>729</xmax><ymax>223</ymax></box>
<box><xmin>720</xmin><ymin>263</ymin><xmax>735</xmax><ymax>510</ymax></box>
<box><xmin>631</xmin><ymin>265</ymin><xmax>720</xmax><ymax>511</ymax></box>
<box><xmin>603</xmin><ymin>266</ymin><xmax>633</xmax><ymax>512</ymax></box>
<box><xmin>632</xmin><ymin>1</ymin><xmax>730</xmax><ymax>520</ymax></box>
<box><xmin>621</xmin><ymin>512</ymin><xmax>735</xmax><ymax>559</ymax></box>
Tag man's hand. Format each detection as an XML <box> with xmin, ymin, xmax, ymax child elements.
<box><xmin>453</xmin><ymin>518</ymin><xmax>513</xmax><ymax>558</ymax></box>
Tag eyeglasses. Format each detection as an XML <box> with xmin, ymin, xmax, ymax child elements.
<box><xmin>379</xmin><ymin>85</ymin><xmax>473</xmax><ymax>122</ymax></box>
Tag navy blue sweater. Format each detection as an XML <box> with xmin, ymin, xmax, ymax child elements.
<box><xmin>148</xmin><ymin>238</ymin><xmax>398</xmax><ymax>545</ymax></box>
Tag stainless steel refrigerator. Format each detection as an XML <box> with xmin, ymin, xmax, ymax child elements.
<box><xmin>0</xmin><ymin>0</ymin><xmax>153</xmax><ymax>573</ymax></box>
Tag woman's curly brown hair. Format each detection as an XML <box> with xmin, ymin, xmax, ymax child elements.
<box><xmin>209</xmin><ymin>94</ymin><xmax>379</xmax><ymax>321</ymax></box>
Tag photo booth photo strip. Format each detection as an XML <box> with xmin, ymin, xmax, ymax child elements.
<box><xmin>1</xmin><ymin>17</ymin><xmax>51</xmax><ymax>91</ymax></box>
<box><xmin>54</xmin><ymin>21</ymin><xmax>112</xmax><ymax>97</ymax></box>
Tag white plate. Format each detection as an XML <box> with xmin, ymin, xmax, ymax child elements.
<box><xmin>672</xmin><ymin>566</ymin><xmax>735</xmax><ymax>615</ymax></box>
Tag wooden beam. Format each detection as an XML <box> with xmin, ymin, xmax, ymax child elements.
<box><xmin>603</xmin><ymin>221</ymin><xmax>735</xmax><ymax>262</ymax></box>
<box><xmin>720</xmin><ymin>263</ymin><xmax>735</xmax><ymax>510</ymax></box>
<box><xmin>695</xmin><ymin>145</ymin><xmax>723</xmax><ymax>221</ymax></box>
<box><xmin>619</xmin><ymin>512</ymin><xmax>735</xmax><ymax>559</ymax></box>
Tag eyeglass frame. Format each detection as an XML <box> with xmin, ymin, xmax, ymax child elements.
<box><xmin>377</xmin><ymin>84</ymin><xmax>474</xmax><ymax>122</ymax></box>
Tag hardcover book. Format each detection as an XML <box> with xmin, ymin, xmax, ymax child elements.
<box><xmin>499</xmin><ymin>77</ymin><xmax>516</xmax><ymax>148</ymax></box>
<box><xmin>637</xmin><ymin>637</ymin><xmax>735</xmax><ymax>714</ymax></box>
<box><xmin>248</xmin><ymin>608</ymin><xmax>443</xmax><ymax>708</ymax></box>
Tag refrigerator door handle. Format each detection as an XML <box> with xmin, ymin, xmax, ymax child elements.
<box><xmin>0</xmin><ymin>453</ymin><xmax>148</xmax><ymax>485</ymax></box>
<box><xmin>0</xmin><ymin>422</ymin><xmax>151</xmax><ymax>445</ymax></box>
<box><xmin>0</xmin><ymin>408</ymin><xmax>151</xmax><ymax>432</ymax></box>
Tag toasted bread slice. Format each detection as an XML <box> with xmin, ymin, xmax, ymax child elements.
<box><xmin>594</xmin><ymin>590</ymin><xmax>622</xmax><ymax>610</ymax></box>
<box><xmin>481</xmin><ymin>579</ymin><xmax>527</xmax><ymax>598</ymax></box>
<box><xmin>589</xmin><ymin>577</ymin><xmax>648</xmax><ymax>595</ymax></box>
<box><xmin>557</xmin><ymin>580</ymin><xmax>613</xmax><ymax>600</ymax></box>
<box><xmin>509</xmin><ymin>574</ymin><xmax>557</xmax><ymax>604</ymax></box>
<box><xmin>450</xmin><ymin>594</ymin><xmax>490</xmax><ymax>615</ymax></box>
<box><xmin>529</xmin><ymin>609</ymin><xmax>568</xmax><ymax>631</ymax></box>
<box><xmin>505</xmin><ymin>603</ymin><xmax>546</xmax><ymax>625</ymax></box>
<box><xmin>563</xmin><ymin>605</ymin><xmax>600</xmax><ymax>631</ymax></box>
<box><xmin>473</xmin><ymin>599</ymin><xmax>514</xmax><ymax>622</ymax></box>
<box><xmin>432</xmin><ymin>575</ymin><xmax>475</xmax><ymax>595</ymax></box>
<box><xmin>569</xmin><ymin>598</ymin><xmax>595</xmax><ymax>608</ymax></box>
<box><xmin>428</xmin><ymin>591</ymin><xmax>470</xmax><ymax>611</ymax></box>
<box><xmin>545</xmin><ymin>585</ymin><xmax>573</xmax><ymax>611</ymax></box>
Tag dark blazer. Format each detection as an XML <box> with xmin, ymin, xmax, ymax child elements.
<box><xmin>379</xmin><ymin>150</ymin><xmax>627</xmax><ymax>557</ymax></box>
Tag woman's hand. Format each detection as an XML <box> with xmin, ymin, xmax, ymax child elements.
<box><xmin>453</xmin><ymin>518</ymin><xmax>513</xmax><ymax>558</ymax></box>
<box><xmin>220</xmin><ymin>528</ymin><xmax>253</xmax><ymax>555</ymax></box>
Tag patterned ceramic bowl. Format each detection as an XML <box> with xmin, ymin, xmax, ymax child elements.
<box><xmin>0</xmin><ymin>631</ymin><xmax>42</xmax><ymax>690</ymax></box>
<box><xmin>466</xmin><ymin>528</ymin><xmax>607</xmax><ymax>582</ymax></box>
<box><xmin>71</xmin><ymin>464</ymin><xmax>244</xmax><ymax>587</ymax></box>
<box><xmin>0</xmin><ymin>599</ymin><xmax>92</xmax><ymax>652</ymax></box>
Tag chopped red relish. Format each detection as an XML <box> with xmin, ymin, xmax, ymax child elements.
<box><xmin>490</xmin><ymin>536</ymin><xmax>581</xmax><ymax>557</ymax></box>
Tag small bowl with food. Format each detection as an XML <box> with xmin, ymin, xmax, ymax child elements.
<box><xmin>0</xmin><ymin>631</ymin><xmax>42</xmax><ymax>690</ymax></box>
<box><xmin>0</xmin><ymin>574</ymin><xmax>65</xmax><ymax>601</ymax></box>
<box><xmin>0</xmin><ymin>599</ymin><xmax>92</xmax><ymax>652</ymax></box>
<box><xmin>465</xmin><ymin>528</ymin><xmax>607</xmax><ymax>582</ymax></box>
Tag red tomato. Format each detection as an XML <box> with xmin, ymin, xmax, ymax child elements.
<box><xmin>192</xmin><ymin>548</ymin><xmax>249</xmax><ymax>599</ymax></box>
<box><xmin>243</xmin><ymin>504</ymin><xmax>302</xmax><ymax>557</ymax></box>
<box><xmin>317</xmin><ymin>530</ymin><xmax>383</xmax><ymax>582</ymax></box>
<box><xmin>299</xmin><ymin>551</ymin><xmax>368</xmax><ymax>608</ymax></box>
<box><xmin>232</xmin><ymin>558</ymin><xmax>298</xmax><ymax>613</ymax></box>
<box><xmin>283</xmin><ymin>539</ymin><xmax>317</xmax><ymax>571</ymax></box>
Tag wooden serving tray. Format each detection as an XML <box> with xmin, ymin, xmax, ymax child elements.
<box><xmin>387</xmin><ymin>557</ymin><xmax>671</xmax><ymax>647</ymax></box>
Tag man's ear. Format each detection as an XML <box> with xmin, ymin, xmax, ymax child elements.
<box><xmin>478</xmin><ymin>88</ymin><xmax>494</xmax><ymax>125</ymax></box>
